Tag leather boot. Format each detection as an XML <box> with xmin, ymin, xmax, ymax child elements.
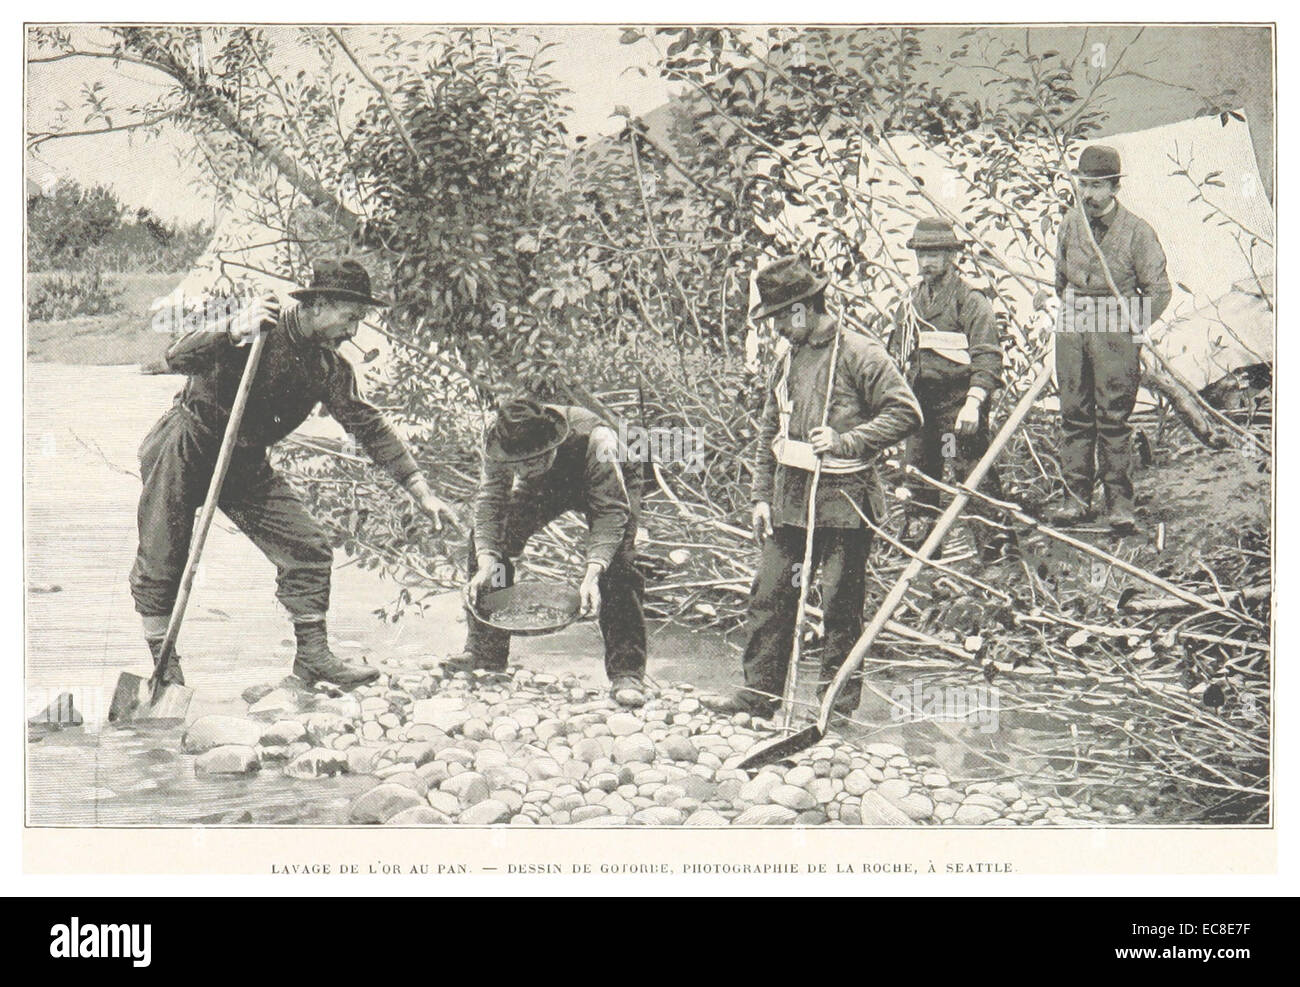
<box><xmin>292</xmin><ymin>620</ymin><xmax>379</xmax><ymax>687</ymax></box>
<box><xmin>1045</xmin><ymin>498</ymin><xmax>1094</xmax><ymax>525</ymax></box>
<box><xmin>701</xmin><ymin>686</ymin><xmax>780</xmax><ymax>720</ymax></box>
<box><xmin>1106</xmin><ymin>497</ymin><xmax>1139</xmax><ymax>535</ymax></box>
<box><xmin>610</xmin><ymin>674</ymin><xmax>650</xmax><ymax>708</ymax></box>
<box><xmin>440</xmin><ymin>652</ymin><xmax>507</xmax><ymax>676</ymax></box>
<box><xmin>146</xmin><ymin>637</ymin><xmax>185</xmax><ymax>687</ymax></box>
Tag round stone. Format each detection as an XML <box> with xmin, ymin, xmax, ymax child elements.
<box><xmin>440</xmin><ymin>771</ymin><xmax>490</xmax><ymax>807</ymax></box>
<box><xmin>953</xmin><ymin>803</ymin><xmax>1000</xmax><ymax>825</ymax></box>
<box><xmin>459</xmin><ymin>799</ymin><xmax>512</xmax><ymax>825</ymax></box>
<box><xmin>784</xmin><ymin>765</ymin><xmax>816</xmax><ymax>788</ymax></box>
<box><xmin>607</xmin><ymin>713</ymin><xmax>643</xmax><ymax>737</ymax></box>
<box><xmin>769</xmin><ymin>784</ymin><xmax>817</xmax><ymax>812</ymax></box>
<box><xmin>733</xmin><ymin>804</ymin><xmax>798</xmax><ymax>826</ymax></box>
<box><xmin>631</xmin><ymin>807</ymin><xmax>684</xmax><ymax>826</ymax></box>
<box><xmin>611</xmin><ymin>734</ymin><xmax>656</xmax><ymax>764</ymax></box>
<box><xmin>843</xmin><ymin>769</ymin><xmax>873</xmax><ymax>797</ymax></box>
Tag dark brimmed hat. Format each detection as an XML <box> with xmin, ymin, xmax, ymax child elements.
<box><xmin>485</xmin><ymin>399</ymin><xmax>570</xmax><ymax>463</ymax></box>
<box><xmin>750</xmin><ymin>256</ymin><xmax>829</xmax><ymax>320</ymax></box>
<box><xmin>289</xmin><ymin>258</ymin><xmax>389</xmax><ymax>308</ymax></box>
<box><xmin>1073</xmin><ymin>145</ymin><xmax>1123</xmax><ymax>181</ymax></box>
<box><xmin>906</xmin><ymin>217</ymin><xmax>962</xmax><ymax>250</ymax></box>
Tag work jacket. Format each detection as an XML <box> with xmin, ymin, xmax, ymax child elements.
<box><xmin>892</xmin><ymin>268</ymin><xmax>1003</xmax><ymax>395</ymax></box>
<box><xmin>473</xmin><ymin>405</ymin><xmax>634</xmax><ymax>569</ymax></box>
<box><xmin>163</xmin><ymin>303</ymin><xmax>419</xmax><ymax>485</ymax></box>
<box><xmin>752</xmin><ymin>323</ymin><xmax>923</xmax><ymax>528</ymax></box>
<box><xmin>1054</xmin><ymin>202</ymin><xmax>1172</xmax><ymax>330</ymax></box>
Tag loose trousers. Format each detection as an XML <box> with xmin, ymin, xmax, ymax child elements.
<box><xmin>740</xmin><ymin>524</ymin><xmax>871</xmax><ymax>708</ymax></box>
<box><xmin>904</xmin><ymin>377</ymin><xmax>1005</xmax><ymax>543</ymax></box>
<box><xmin>462</xmin><ymin>486</ymin><xmax>646</xmax><ymax>680</ymax></box>
<box><xmin>1054</xmin><ymin>331</ymin><xmax>1141</xmax><ymax>510</ymax></box>
<box><xmin>129</xmin><ymin>407</ymin><xmax>334</xmax><ymax>619</ymax></box>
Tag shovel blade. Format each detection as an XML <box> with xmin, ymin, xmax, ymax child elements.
<box><xmin>107</xmin><ymin>672</ymin><xmax>194</xmax><ymax>725</ymax></box>
<box><xmin>738</xmin><ymin>723</ymin><xmax>824</xmax><ymax>771</ymax></box>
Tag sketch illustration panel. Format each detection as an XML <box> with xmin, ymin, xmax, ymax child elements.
<box><xmin>23</xmin><ymin>23</ymin><xmax>1273</xmax><ymax>849</ymax></box>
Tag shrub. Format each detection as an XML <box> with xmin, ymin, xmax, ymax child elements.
<box><xmin>27</xmin><ymin>270</ymin><xmax>124</xmax><ymax>321</ymax></box>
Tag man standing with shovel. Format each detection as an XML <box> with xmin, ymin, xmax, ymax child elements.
<box><xmin>703</xmin><ymin>258</ymin><xmax>922</xmax><ymax>720</ymax></box>
<box><xmin>128</xmin><ymin>258</ymin><xmax>458</xmax><ymax>692</ymax></box>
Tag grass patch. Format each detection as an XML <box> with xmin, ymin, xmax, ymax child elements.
<box><xmin>26</xmin><ymin>271</ymin><xmax>184</xmax><ymax>366</ymax></box>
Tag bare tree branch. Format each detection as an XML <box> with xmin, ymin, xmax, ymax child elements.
<box><xmin>26</xmin><ymin>108</ymin><xmax>178</xmax><ymax>149</ymax></box>
<box><xmin>328</xmin><ymin>27</ymin><xmax>424</xmax><ymax>169</ymax></box>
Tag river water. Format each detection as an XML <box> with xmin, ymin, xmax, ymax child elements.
<box><xmin>25</xmin><ymin>363</ymin><xmax>1055</xmax><ymax>826</ymax></box>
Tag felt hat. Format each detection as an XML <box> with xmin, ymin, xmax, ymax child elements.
<box><xmin>1073</xmin><ymin>145</ymin><xmax>1124</xmax><ymax>181</ymax></box>
<box><xmin>906</xmin><ymin>217</ymin><xmax>962</xmax><ymax>250</ymax></box>
<box><xmin>289</xmin><ymin>258</ymin><xmax>389</xmax><ymax>308</ymax></box>
<box><xmin>484</xmin><ymin>398</ymin><xmax>570</xmax><ymax>463</ymax></box>
<box><xmin>750</xmin><ymin>256</ymin><xmax>829</xmax><ymax>320</ymax></box>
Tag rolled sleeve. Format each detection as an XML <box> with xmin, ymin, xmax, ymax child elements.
<box><xmin>164</xmin><ymin>323</ymin><xmax>235</xmax><ymax>374</ymax></box>
<box><xmin>751</xmin><ymin>384</ymin><xmax>779</xmax><ymax>504</ymax></box>
<box><xmin>1053</xmin><ymin>213</ymin><xmax>1071</xmax><ymax>297</ymax></box>
<box><xmin>961</xmin><ymin>290</ymin><xmax>1004</xmax><ymax>395</ymax></box>
<box><xmin>1133</xmin><ymin>221</ymin><xmax>1173</xmax><ymax>323</ymax></box>
<box><xmin>472</xmin><ymin>458</ymin><xmax>513</xmax><ymax>559</ymax></box>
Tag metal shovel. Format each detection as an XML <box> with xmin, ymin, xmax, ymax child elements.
<box><xmin>739</xmin><ymin>362</ymin><xmax>1053</xmax><ymax>769</ymax></box>
<box><xmin>109</xmin><ymin>327</ymin><xmax>271</xmax><ymax>724</ymax></box>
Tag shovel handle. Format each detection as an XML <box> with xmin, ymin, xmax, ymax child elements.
<box><xmin>151</xmin><ymin>327</ymin><xmax>270</xmax><ymax>689</ymax></box>
<box><xmin>779</xmin><ymin>324</ymin><xmax>842</xmax><ymax>727</ymax></box>
<box><xmin>813</xmin><ymin>362</ymin><xmax>1054</xmax><ymax>734</ymax></box>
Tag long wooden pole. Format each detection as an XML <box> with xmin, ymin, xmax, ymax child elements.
<box><xmin>150</xmin><ymin>328</ymin><xmax>270</xmax><ymax>698</ymax></box>
<box><xmin>899</xmin><ymin>463</ymin><xmax>1262</xmax><ymax>627</ymax></box>
<box><xmin>814</xmin><ymin>363</ymin><xmax>1054</xmax><ymax>734</ymax></box>
<box><xmin>780</xmin><ymin>323</ymin><xmax>843</xmax><ymax>727</ymax></box>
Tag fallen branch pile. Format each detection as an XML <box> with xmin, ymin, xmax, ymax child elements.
<box><xmin>276</xmin><ymin>330</ymin><xmax>1271</xmax><ymax>823</ymax></box>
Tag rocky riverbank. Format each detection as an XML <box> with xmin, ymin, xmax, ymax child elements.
<box><xmin>176</xmin><ymin>656</ymin><xmax>1106</xmax><ymax>827</ymax></box>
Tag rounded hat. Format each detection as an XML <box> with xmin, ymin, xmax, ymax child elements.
<box><xmin>750</xmin><ymin>256</ymin><xmax>829</xmax><ymax>320</ymax></box>
<box><xmin>906</xmin><ymin>217</ymin><xmax>962</xmax><ymax>250</ymax></box>
<box><xmin>484</xmin><ymin>398</ymin><xmax>571</xmax><ymax>463</ymax></box>
<box><xmin>289</xmin><ymin>257</ymin><xmax>390</xmax><ymax>308</ymax></box>
<box><xmin>1073</xmin><ymin>145</ymin><xmax>1123</xmax><ymax>181</ymax></box>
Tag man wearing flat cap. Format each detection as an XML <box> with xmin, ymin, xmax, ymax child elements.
<box><xmin>455</xmin><ymin>398</ymin><xmax>650</xmax><ymax>707</ymax></box>
<box><xmin>892</xmin><ymin>217</ymin><xmax>1012</xmax><ymax>560</ymax></box>
<box><xmin>704</xmin><ymin>257</ymin><xmax>922</xmax><ymax>719</ymax></box>
<box><xmin>130</xmin><ymin>258</ymin><xmax>458</xmax><ymax>688</ymax></box>
<box><xmin>1052</xmin><ymin>144</ymin><xmax>1171</xmax><ymax>533</ymax></box>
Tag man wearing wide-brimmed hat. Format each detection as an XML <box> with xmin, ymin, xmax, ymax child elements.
<box><xmin>129</xmin><ymin>258</ymin><xmax>458</xmax><ymax>688</ymax></box>
<box><xmin>1051</xmin><ymin>144</ymin><xmax>1171</xmax><ymax>532</ymax></box>
<box><xmin>703</xmin><ymin>257</ymin><xmax>922</xmax><ymax>720</ymax></box>
<box><xmin>453</xmin><ymin>398</ymin><xmax>649</xmax><ymax>707</ymax></box>
<box><xmin>891</xmin><ymin>217</ymin><xmax>1012</xmax><ymax>561</ymax></box>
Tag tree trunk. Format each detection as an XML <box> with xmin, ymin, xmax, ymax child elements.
<box><xmin>1141</xmin><ymin>363</ymin><xmax>1229</xmax><ymax>448</ymax></box>
<box><xmin>118</xmin><ymin>28</ymin><xmax>359</xmax><ymax>235</ymax></box>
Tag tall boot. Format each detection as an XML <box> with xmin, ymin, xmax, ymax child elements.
<box><xmin>145</xmin><ymin>637</ymin><xmax>185</xmax><ymax>686</ymax></box>
<box><xmin>141</xmin><ymin>615</ymin><xmax>184</xmax><ymax>686</ymax></box>
<box><xmin>292</xmin><ymin>619</ymin><xmax>379</xmax><ymax>687</ymax></box>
